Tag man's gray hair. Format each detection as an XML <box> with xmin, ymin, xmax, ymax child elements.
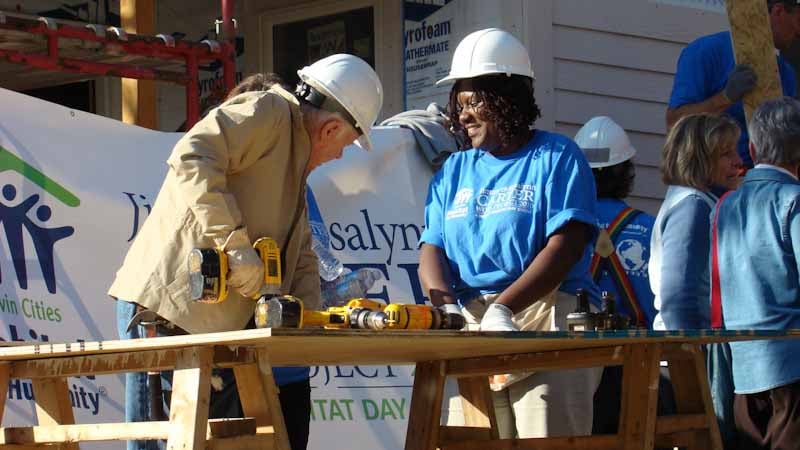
<box><xmin>749</xmin><ymin>96</ymin><xmax>800</xmax><ymax>166</ymax></box>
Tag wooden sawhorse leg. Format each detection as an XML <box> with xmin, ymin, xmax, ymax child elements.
<box><xmin>404</xmin><ymin>360</ymin><xmax>447</xmax><ymax>450</ymax></box>
<box><xmin>618</xmin><ymin>343</ymin><xmax>662</xmax><ymax>450</ymax></box>
<box><xmin>32</xmin><ymin>375</ymin><xmax>79</xmax><ymax>450</ymax></box>
<box><xmin>165</xmin><ymin>346</ymin><xmax>213</xmax><ymax>450</ymax></box>
<box><xmin>660</xmin><ymin>343</ymin><xmax>724</xmax><ymax>450</ymax></box>
<box><xmin>233</xmin><ymin>347</ymin><xmax>290</xmax><ymax>450</ymax></box>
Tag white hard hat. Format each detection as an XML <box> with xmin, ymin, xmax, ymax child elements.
<box><xmin>297</xmin><ymin>54</ymin><xmax>383</xmax><ymax>150</ymax></box>
<box><xmin>436</xmin><ymin>28</ymin><xmax>534</xmax><ymax>85</ymax></box>
<box><xmin>574</xmin><ymin>116</ymin><xmax>637</xmax><ymax>168</ymax></box>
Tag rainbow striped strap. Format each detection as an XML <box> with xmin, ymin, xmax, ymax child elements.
<box><xmin>590</xmin><ymin>207</ymin><xmax>646</xmax><ymax>327</ymax></box>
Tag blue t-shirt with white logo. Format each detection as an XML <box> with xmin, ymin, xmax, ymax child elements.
<box><xmin>596</xmin><ymin>198</ymin><xmax>657</xmax><ymax>328</ymax></box>
<box><xmin>668</xmin><ymin>31</ymin><xmax>797</xmax><ymax>167</ymax></box>
<box><xmin>420</xmin><ymin>131</ymin><xmax>599</xmax><ymax>304</ymax></box>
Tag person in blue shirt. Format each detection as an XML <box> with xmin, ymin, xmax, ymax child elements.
<box><xmin>650</xmin><ymin>113</ymin><xmax>742</xmax><ymax>446</ymax></box>
<box><xmin>574</xmin><ymin>116</ymin><xmax>656</xmax><ymax>328</ymax></box>
<box><xmin>573</xmin><ymin>116</ymin><xmax>666</xmax><ymax>436</ymax></box>
<box><xmin>418</xmin><ymin>28</ymin><xmax>602</xmax><ymax>439</ymax></box>
<box><xmin>666</xmin><ymin>0</ymin><xmax>800</xmax><ymax>168</ymax></box>
<box><xmin>713</xmin><ymin>97</ymin><xmax>800</xmax><ymax>450</ymax></box>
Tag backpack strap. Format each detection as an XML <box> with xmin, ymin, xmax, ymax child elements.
<box><xmin>591</xmin><ymin>207</ymin><xmax>646</xmax><ymax>327</ymax></box>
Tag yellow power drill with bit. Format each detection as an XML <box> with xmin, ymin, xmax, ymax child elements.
<box><xmin>188</xmin><ymin>237</ymin><xmax>282</xmax><ymax>303</ymax></box>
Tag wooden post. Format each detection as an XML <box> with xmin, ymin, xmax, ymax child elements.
<box><xmin>405</xmin><ymin>361</ymin><xmax>447</xmax><ymax>450</ymax></box>
<box><xmin>726</xmin><ymin>0</ymin><xmax>784</xmax><ymax>121</ymax></box>
<box><xmin>31</xmin><ymin>377</ymin><xmax>78</xmax><ymax>450</ymax></box>
<box><xmin>121</xmin><ymin>0</ymin><xmax>157</xmax><ymax>129</ymax></box>
<box><xmin>618</xmin><ymin>343</ymin><xmax>662</xmax><ymax>450</ymax></box>
<box><xmin>165</xmin><ymin>346</ymin><xmax>213</xmax><ymax>450</ymax></box>
<box><xmin>456</xmin><ymin>377</ymin><xmax>498</xmax><ymax>437</ymax></box>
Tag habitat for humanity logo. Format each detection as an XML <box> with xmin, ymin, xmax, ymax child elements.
<box><xmin>0</xmin><ymin>146</ymin><xmax>79</xmax><ymax>294</ymax></box>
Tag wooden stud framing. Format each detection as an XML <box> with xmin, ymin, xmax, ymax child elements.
<box><xmin>121</xmin><ymin>0</ymin><xmax>157</xmax><ymax>129</ymax></box>
<box><xmin>726</xmin><ymin>0</ymin><xmax>784</xmax><ymax>121</ymax></box>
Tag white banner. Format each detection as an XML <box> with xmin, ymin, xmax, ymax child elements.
<box><xmin>0</xmin><ymin>88</ymin><xmax>432</xmax><ymax>449</ymax></box>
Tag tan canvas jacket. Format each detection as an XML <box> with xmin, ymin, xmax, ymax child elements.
<box><xmin>108</xmin><ymin>86</ymin><xmax>321</xmax><ymax>334</ymax></box>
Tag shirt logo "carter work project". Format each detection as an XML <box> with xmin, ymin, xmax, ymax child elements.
<box><xmin>447</xmin><ymin>184</ymin><xmax>536</xmax><ymax>220</ymax></box>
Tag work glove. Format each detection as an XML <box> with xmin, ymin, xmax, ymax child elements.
<box><xmin>223</xmin><ymin>229</ymin><xmax>264</xmax><ymax>298</ymax></box>
<box><xmin>441</xmin><ymin>303</ymin><xmax>463</xmax><ymax>317</ymax></box>
<box><xmin>723</xmin><ymin>64</ymin><xmax>757</xmax><ymax>103</ymax></box>
<box><xmin>479</xmin><ymin>303</ymin><xmax>518</xmax><ymax>332</ymax></box>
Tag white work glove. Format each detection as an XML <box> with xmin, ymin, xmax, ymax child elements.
<box><xmin>224</xmin><ymin>229</ymin><xmax>264</xmax><ymax>298</ymax></box>
<box><xmin>480</xmin><ymin>303</ymin><xmax>518</xmax><ymax>332</ymax></box>
<box><xmin>442</xmin><ymin>303</ymin><xmax>463</xmax><ymax>317</ymax></box>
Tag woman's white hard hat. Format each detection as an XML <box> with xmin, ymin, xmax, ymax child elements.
<box><xmin>574</xmin><ymin>116</ymin><xmax>637</xmax><ymax>168</ymax></box>
<box><xmin>436</xmin><ymin>28</ymin><xmax>534</xmax><ymax>85</ymax></box>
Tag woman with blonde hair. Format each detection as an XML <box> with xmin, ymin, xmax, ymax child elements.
<box><xmin>649</xmin><ymin>112</ymin><xmax>742</xmax><ymax>445</ymax></box>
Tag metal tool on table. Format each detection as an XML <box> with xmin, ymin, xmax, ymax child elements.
<box><xmin>566</xmin><ymin>289</ymin><xmax>631</xmax><ymax>332</ymax></box>
<box><xmin>255</xmin><ymin>296</ymin><xmax>466</xmax><ymax>330</ymax></box>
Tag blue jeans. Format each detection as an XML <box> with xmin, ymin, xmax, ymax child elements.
<box><xmin>116</xmin><ymin>300</ymin><xmax>161</xmax><ymax>450</ymax></box>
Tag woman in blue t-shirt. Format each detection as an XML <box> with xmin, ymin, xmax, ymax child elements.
<box><xmin>418</xmin><ymin>28</ymin><xmax>602</xmax><ymax>439</ymax></box>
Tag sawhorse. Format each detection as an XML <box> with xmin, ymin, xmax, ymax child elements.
<box><xmin>406</xmin><ymin>342</ymin><xmax>722</xmax><ymax>450</ymax></box>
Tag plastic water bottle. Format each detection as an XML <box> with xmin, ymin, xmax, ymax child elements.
<box><xmin>312</xmin><ymin>235</ymin><xmax>344</xmax><ymax>281</ymax></box>
<box><xmin>321</xmin><ymin>268</ymin><xmax>384</xmax><ymax>308</ymax></box>
<box><xmin>306</xmin><ymin>186</ymin><xmax>344</xmax><ymax>281</ymax></box>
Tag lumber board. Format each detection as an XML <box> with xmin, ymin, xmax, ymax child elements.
<box><xmin>456</xmin><ymin>377</ymin><xmax>497</xmax><ymax>435</ymax></box>
<box><xmin>404</xmin><ymin>360</ymin><xmax>446</xmax><ymax>450</ymax></box>
<box><xmin>438</xmin><ymin>426</ymin><xmax>492</xmax><ymax>443</ymax></box>
<box><xmin>207</xmin><ymin>418</ymin><xmax>257</xmax><ymax>438</ymax></box>
<box><xmin>11</xmin><ymin>346</ymin><xmax>254</xmax><ymax>379</ymax></box>
<box><xmin>120</xmin><ymin>0</ymin><xmax>156</xmax><ymax>129</ymax></box>
<box><xmin>0</xmin><ymin>329</ymin><xmax>794</xmax><ymax>367</ymax></box>
<box><xmin>30</xmin><ymin>377</ymin><xmax>78</xmax><ymax>450</ymax></box>
<box><xmin>726</xmin><ymin>0</ymin><xmax>784</xmax><ymax>122</ymax></box>
<box><xmin>438</xmin><ymin>434</ymin><xmax>620</xmax><ymax>450</ymax></box>
<box><xmin>619</xmin><ymin>344</ymin><xmax>662</xmax><ymax>450</ymax></box>
<box><xmin>207</xmin><ymin>434</ymin><xmax>275</xmax><ymax>450</ymax></box>
<box><xmin>0</xmin><ymin>362</ymin><xmax>8</xmax><ymax>422</ymax></box>
<box><xmin>254</xmin><ymin>348</ymin><xmax>290</xmax><ymax>450</ymax></box>
<box><xmin>0</xmin><ymin>422</ymin><xmax>170</xmax><ymax>443</ymax></box>
<box><xmin>165</xmin><ymin>346</ymin><xmax>213</xmax><ymax>450</ymax></box>
<box><xmin>655</xmin><ymin>414</ymin><xmax>708</xmax><ymax>435</ymax></box>
<box><xmin>446</xmin><ymin>345</ymin><xmax>624</xmax><ymax>377</ymax></box>
<box><xmin>234</xmin><ymin>363</ymin><xmax>273</xmax><ymax>428</ymax></box>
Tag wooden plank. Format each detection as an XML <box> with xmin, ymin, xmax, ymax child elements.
<box><xmin>120</xmin><ymin>0</ymin><xmax>157</xmax><ymax>129</ymax></box>
<box><xmin>207</xmin><ymin>434</ymin><xmax>275</xmax><ymax>450</ymax></box>
<box><xmin>207</xmin><ymin>418</ymin><xmax>256</xmax><ymax>438</ymax></box>
<box><xmin>447</xmin><ymin>346</ymin><xmax>624</xmax><ymax>377</ymax></box>
<box><xmin>438</xmin><ymin>434</ymin><xmax>620</xmax><ymax>450</ymax></box>
<box><xmin>619</xmin><ymin>343</ymin><xmax>662</xmax><ymax>450</ymax></box>
<box><xmin>11</xmin><ymin>346</ymin><xmax>254</xmax><ymax>379</ymax></box>
<box><xmin>404</xmin><ymin>360</ymin><xmax>446</xmax><ymax>450</ymax></box>
<box><xmin>234</xmin><ymin>363</ymin><xmax>273</xmax><ymax>428</ymax></box>
<box><xmin>553</xmin><ymin>25</ymin><xmax>684</xmax><ymax>74</ymax></box>
<box><xmin>555</xmin><ymin>59</ymin><xmax>674</xmax><ymax>104</ymax></box>
<box><xmin>456</xmin><ymin>377</ymin><xmax>497</xmax><ymax>437</ymax></box>
<box><xmin>254</xmin><ymin>348</ymin><xmax>291</xmax><ymax>450</ymax></box>
<box><xmin>0</xmin><ymin>422</ymin><xmax>170</xmax><ymax>443</ymax></box>
<box><xmin>30</xmin><ymin>377</ymin><xmax>78</xmax><ymax>450</ymax></box>
<box><xmin>165</xmin><ymin>346</ymin><xmax>213</xmax><ymax>450</ymax></box>
<box><xmin>0</xmin><ymin>329</ymin><xmax>795</xmax><ymax>366</ymax></box>
<box><xmin>438</xmin><ymin>426</ymin><xmax>491</xmax><ymax>443</ymax></box>
<box><xmin>726</xmin><ymin>0</ymin><xmax>784</xmax><ymax>122</ymax></box>
<box><xmin>553</xmin><ymin>0</ymin><xmax>728</xmax><ymax>44</ymax></box>
<box><xmin>0</xmin><ymin>362</ymin><xmax>9</xmax><ymax>422</ymax></box>
<box><xmin>655</xmin><ymin>414</ymin><xmax>708</xmax><ymax>435</ymax></box>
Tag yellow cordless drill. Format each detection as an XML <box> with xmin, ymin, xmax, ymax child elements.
<box><xmin>188</xmin><ymin>237</ymin><xmax>282</xmax><ymax>303</ymax></box>
<box><xmin>255</xmin><ymin>296</ymin><xmax>465</xmax><ymax>330</ymax></box>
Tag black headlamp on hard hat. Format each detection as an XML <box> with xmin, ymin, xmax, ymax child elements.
<box><xmin>294</xmin><ymin>82</ymin><xmax>363</xmax><ymax>135</ymax></box>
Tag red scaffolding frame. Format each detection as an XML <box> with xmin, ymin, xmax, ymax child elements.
<box><xmin>0</xmin><ymin>0</ymin><xmax>237</xmax><ymax>128</ymax></box>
